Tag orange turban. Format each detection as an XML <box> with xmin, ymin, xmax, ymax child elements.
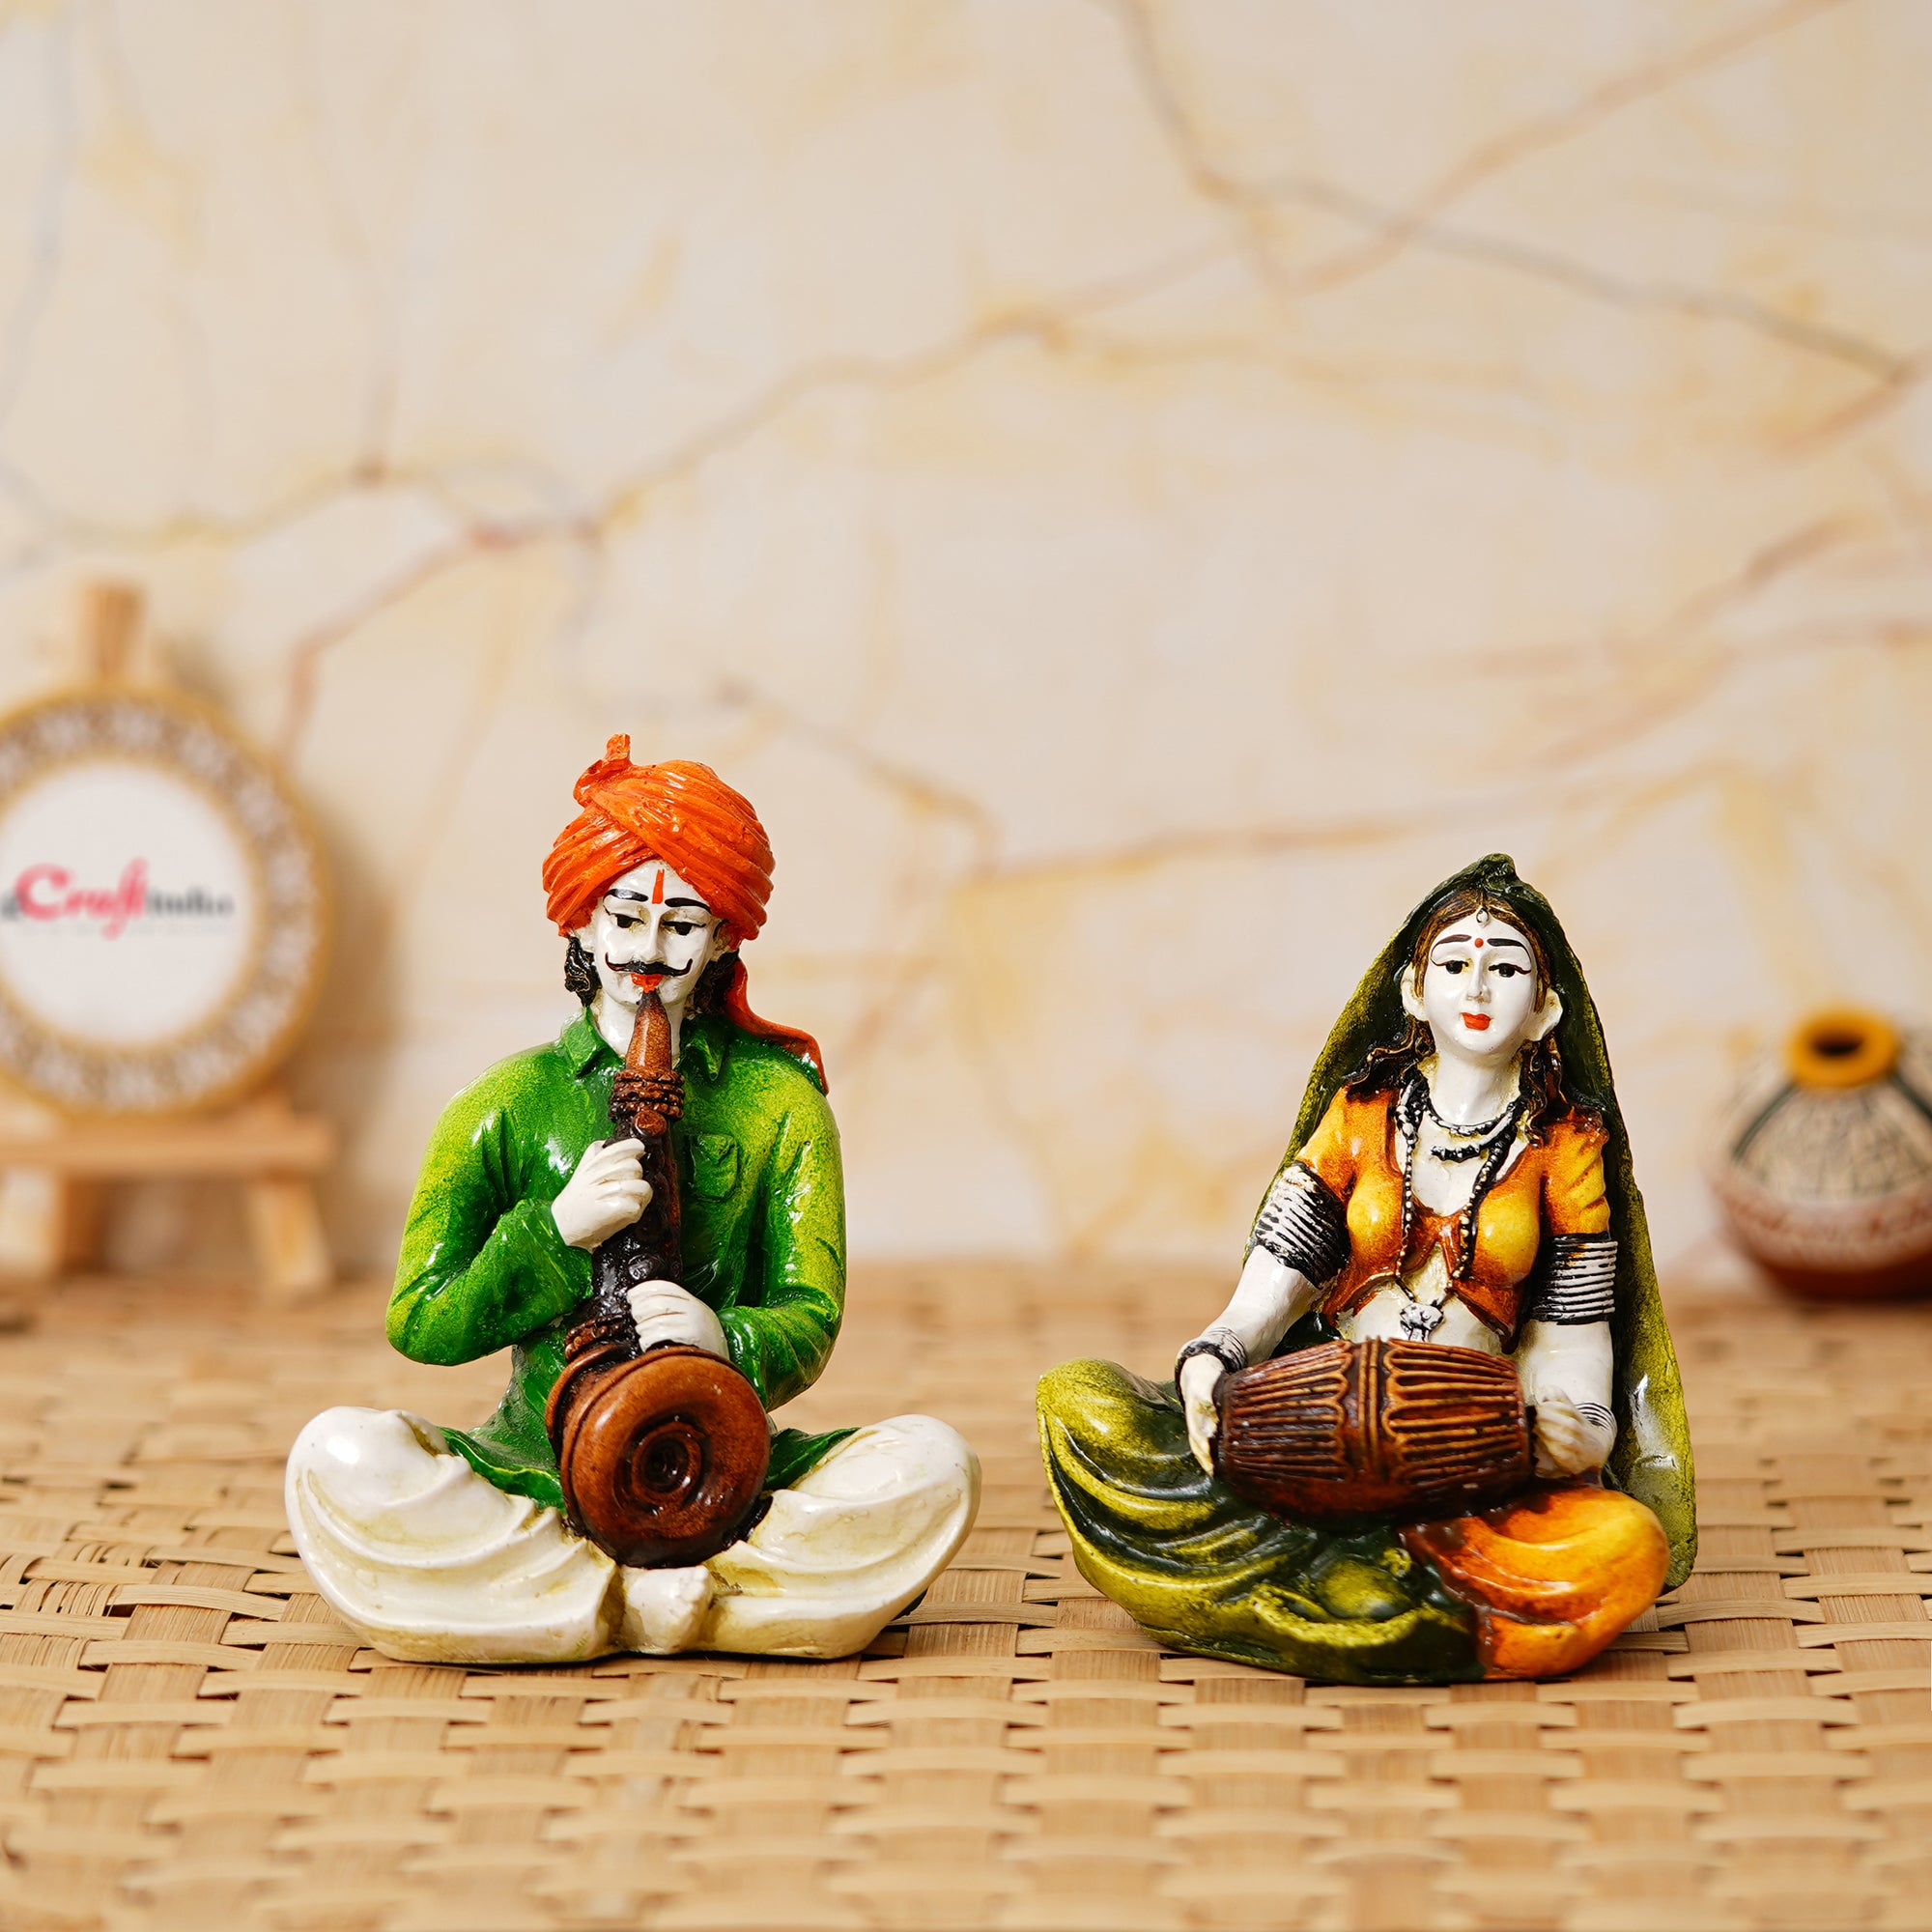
<box><xmin>544</xmin><ymin>736</ymin><xmax>824</xmax><ymax>1086</ymax></box>
<box><xmin>544</xmin><ymin>738</ymin><xmax>774</xmax><ymax>942</ymax></box>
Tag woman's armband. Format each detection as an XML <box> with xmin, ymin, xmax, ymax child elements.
<box><xmin>1248</xmin><ymin>1162</ymin><xmax>1349</xmax><ymax>1287</ymax></box>
<box><xmin>1526</xmin><ymin>1233</ymin><xmax>1617</xmax><ymax>1325</ymax></box>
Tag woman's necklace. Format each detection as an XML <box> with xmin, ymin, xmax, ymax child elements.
<box><xmin>1418</xmin><ymin>1086</ymin><xmax>1513</xmax><ymax>1140</ymax></box>
<box><xmin>1398</xmin><ymin>1071</ymin><xmax>1529</xmax><ymax>1297</ymax></box>
<box><xmin>1392</xmin><ymin>1083</ymin><xmax>1439</xmax><ymax>1335</ymax></box>
<box><xmin>1418</xmin><ymin>1083</ymin><xmax>1520</xmax><ymax>1163</ymax></box>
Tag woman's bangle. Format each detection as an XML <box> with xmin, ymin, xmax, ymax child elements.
<box><xmin>1175</xmin><ymin>1328</ymin><xmax>1248</xmax><ymax>1387</ymax></box>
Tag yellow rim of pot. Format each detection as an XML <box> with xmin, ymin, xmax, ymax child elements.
<box><xmin>1786</xmin><ymin>1009</ymin><xmax>1899</xmax><ymax>1091</ymax></box>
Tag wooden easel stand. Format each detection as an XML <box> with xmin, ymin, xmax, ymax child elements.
<box><xmin>0</xmin><ymin>1090</ymin><xmax>335</xmax><ymax>1303</ymax></box>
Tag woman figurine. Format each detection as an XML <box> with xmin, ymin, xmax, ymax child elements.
<box><xmin>1037</xmin><ymin>856</ymin><xmax>1693</xmax><ymax>1683</ymax></box>
<box><xmin>286</xmin><ymin>740</ymin><xmax>980</xmax><ymax>1664</ymax></box>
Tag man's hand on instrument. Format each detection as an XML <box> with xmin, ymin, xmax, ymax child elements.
<box><xmin>1179</xmin><ymin>1353</ymin><xmax>1226</xmax><ymax>1475</ymax></box>
<box><xmin>552</xmin><ymin>1139</ymin><xmax>653</xmax><ymax>1250</ymax></box>
<box><xmin>626</xmin><ymin>1280</ymin><xmax>727</xmax><ymax>1359</ymax></box>
<box><xmin>1531</xmin><ymin>1390</ymin><xmax>1615</xmax><ymax>1478</ymax></box>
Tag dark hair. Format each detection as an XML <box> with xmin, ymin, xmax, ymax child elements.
<box><xmin>563</xmin><ymin>935</ymin><xmax>599</xmax><ymax>1005</ymax></box>
<box><xmin>1346</xmin><ymin>886</ymin><xmax>1594</xmax><ymax>1147</ymax></box>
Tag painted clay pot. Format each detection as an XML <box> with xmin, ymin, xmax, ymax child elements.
<box><xmin>1712</xmin><ymin>1009</ymin><xmax>1932</xmax><ymax>1300</ymax></box>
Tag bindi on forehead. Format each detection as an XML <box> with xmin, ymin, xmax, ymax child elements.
<box><xmin>651</xmin><ymin>868</ymin><xmax>665</xmax><ymax>905</ymax></box>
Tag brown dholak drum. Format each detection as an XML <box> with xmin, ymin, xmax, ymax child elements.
<box><xmin>1214</xmin><ymin>1338</ymin><xmax>1533</xmax><ymax>1523</ymax></box>
<box><xmin>545</xmin><ymin>987</ymin><xmax>771</xmax><ymax>1568</ymax></box>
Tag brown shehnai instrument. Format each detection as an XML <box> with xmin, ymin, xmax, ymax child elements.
<box><xmin>545</xmin><ymin>989</ymin><xmax>770</xmax><ymax>1567</ymax></box>
<box><xmin>1214</xmin><ymin>1338</ymin><xmax>1533</xmax><ymax>1523</ymax></box>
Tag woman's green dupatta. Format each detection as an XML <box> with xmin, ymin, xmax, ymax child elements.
<box><xmin>1271</xmin><ymin>854</ymin><xmax>1696</xmax><ymax>1590</ymax></box>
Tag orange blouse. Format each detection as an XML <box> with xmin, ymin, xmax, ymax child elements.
<box><xmin>1294</xmin><ymin>1088</ymin><xmax>1610</xmax><ymax>1341</ymax></box>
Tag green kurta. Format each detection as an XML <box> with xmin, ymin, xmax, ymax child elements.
<box><xmin>387</xmin><ymin>1006</ymin><xmax>852</xmax><ymax>1514</ymax></box>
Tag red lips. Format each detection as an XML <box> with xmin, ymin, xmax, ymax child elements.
<box><xmin>1461</xmin><ymin>1012</ymin><xmax>1492</xmax><ymax>1032</ymax></box>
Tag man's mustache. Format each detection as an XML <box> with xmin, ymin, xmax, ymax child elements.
<box><xmin>605</xmin><ymin>955</ymin><xmax>690</xmax><ymax>981</ymax></box>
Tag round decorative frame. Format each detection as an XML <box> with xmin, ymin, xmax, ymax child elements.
<box><xmin>0</xmin><ymin>688</ymin><xmax>328</xmax><ymax>1114</ymax></box>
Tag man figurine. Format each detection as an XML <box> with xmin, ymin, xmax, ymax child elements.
<box><xmin>286</xmin><ymin>738</ymin><xmax>980</xmax><ymax>1662</ymax></box>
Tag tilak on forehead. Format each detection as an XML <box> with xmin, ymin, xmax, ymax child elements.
<box><xmin>542</xmin><ymin>735</ymin><xmax>825</xmax><ymax>1084</ymax></box>
<box><xmin>605</xmin><ymin>868</ymin><xmax>671</xmax><ymax>907</ymax></box>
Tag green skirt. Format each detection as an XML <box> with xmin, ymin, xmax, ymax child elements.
<box><xmin>1038</xmin><ymin>1358</ymin><xmax>1481</xmax><ymax>1684</ymax></box>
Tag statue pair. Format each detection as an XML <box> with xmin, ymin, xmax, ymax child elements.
<box><xmin>288</xmin><ymin>741</ymin><xmax>1692</xmax><ymax>1684</ymax></box>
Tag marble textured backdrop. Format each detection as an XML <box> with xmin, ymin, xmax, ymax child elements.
<box><xmin>0</xmin><ymin>0</ymin><xmax>1927</xmax><ymax>1283</ymax></box>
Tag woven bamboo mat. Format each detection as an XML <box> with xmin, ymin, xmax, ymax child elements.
<box><xmin>0</xmin><ymin>1264</ymin><xmax>1927</xmax><ymax>1932</ymax></box>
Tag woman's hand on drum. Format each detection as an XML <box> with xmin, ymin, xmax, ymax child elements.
<box><xmin>1179</xmin><ymin>1354</ymin><xmax>1226</xmax><ymax>1474</ymax></box>
<box><xmin>1532</xmin><ymin>1390</ymin><xmax>1614</xmax><ymax>1478</ymax></box>
<box><xmin>553</xmin><ymin>1139</ymin><xmax>652</xmax><ymax>1250</ymax></box>
<box><xmin>627</xmin><ymin>1280</ymin><xmax>727</xmax><ymax>1359</ymax></box>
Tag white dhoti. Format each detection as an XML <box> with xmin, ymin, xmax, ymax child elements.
<box><xmin>285</xmin><ymin>1407</ymin><xmax>980</xmax><ymax>1665</ymax></box>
